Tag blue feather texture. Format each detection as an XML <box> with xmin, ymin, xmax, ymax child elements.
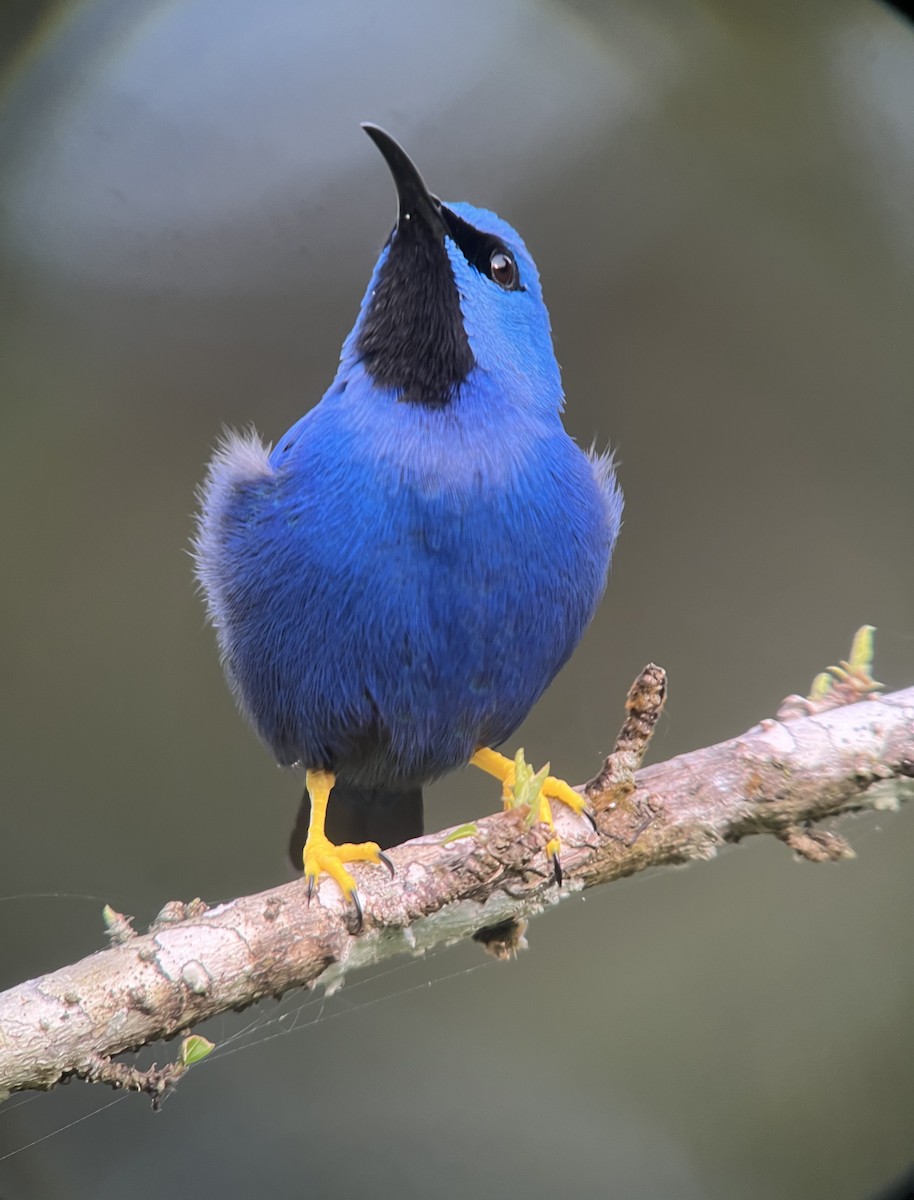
<box><xmin>194</xmin><ymin>149</ymin><xmax>622</xmax><ymax>847</ymax></box>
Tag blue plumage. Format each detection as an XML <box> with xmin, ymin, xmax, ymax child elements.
<box><xmin>195</xmin><ymin>127</ymin><xmax>622</xmax><ymax>893</ymax></box>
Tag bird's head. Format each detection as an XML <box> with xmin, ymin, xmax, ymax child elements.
<box><xmin>340</xmin><ymin>124</ymin><xmax>562</xmax><ymax>415</ymax></box>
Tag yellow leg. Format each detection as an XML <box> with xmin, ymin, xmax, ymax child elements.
<box><xmin>470</xmin><ymin>748</ymin><xmax>589</xmax><ymax>878</ymax></box>
<box><xmin>471</xmin><ymin>747</ymin><xmax>520</xmax><ymax>804</ymax></box>
<box><xmin>303</xmin><ymin>770</ymin><xmax>387</xmax><ymax>915</ymax></box>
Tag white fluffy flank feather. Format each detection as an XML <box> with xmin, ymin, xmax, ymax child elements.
<box><xmin>191</xmin><ymin>427</ymin><xmax>274</xmax><ymax>625</ymax></box>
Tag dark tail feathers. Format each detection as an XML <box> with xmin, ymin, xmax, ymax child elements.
<box><xmin>288</xmin><ymin>781</ymin><xmax>424</xmax><ymax>871</ymax></box>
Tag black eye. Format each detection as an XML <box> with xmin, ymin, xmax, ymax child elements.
<box><xmin>489</xmin><ymin>250</ymin><xmax>518</xmax><ymax>289</ymax></box>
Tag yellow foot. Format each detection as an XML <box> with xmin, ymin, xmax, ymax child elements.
<box><xmin>470</xmin><ymin>748</ymin><xmax>592</xmax><ymax>884</ymax></box>
<box><xmin>302</xmin><ymin>770</ymin><xmax>393</xmax><ymax>930</ymax></box>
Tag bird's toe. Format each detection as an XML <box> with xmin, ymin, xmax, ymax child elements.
<box><xmin>302</xmin><ymin>833</ymin><xmax>388</xmax><ymax>921</ymax></box>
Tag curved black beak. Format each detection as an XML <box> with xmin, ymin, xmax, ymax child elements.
<box><xmin>362</xmin><ymin>123</ymin><xmax>447</xmax><ymax>239</ymax></box>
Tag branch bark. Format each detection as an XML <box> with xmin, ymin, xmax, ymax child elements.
<box><xmin>2</xmin><ymin>671</ymin><xmax>912</xmax><ymax>1103</ymax></box>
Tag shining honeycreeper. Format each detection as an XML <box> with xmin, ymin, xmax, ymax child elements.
<box><xmin>194</xmin><ymin>125</ymin><xmax>623</xmax><ymax>916</ymax></box>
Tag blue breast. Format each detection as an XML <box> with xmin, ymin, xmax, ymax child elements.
<box><xmin>206</xmin><ymin>365</ymin><xmax>620</xmax><ymax>787</ymax></box>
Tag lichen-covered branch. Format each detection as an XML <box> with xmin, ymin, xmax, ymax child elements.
<box><xmin>1</xmin><ymin>649</ymin><xmax>912</xmax><ymax>1103</ymax></box>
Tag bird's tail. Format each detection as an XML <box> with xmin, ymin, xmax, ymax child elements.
<box><xmin>288</xmin><ymin>781</ymin><xmax>424</xmax><ymax>871</ymax></box>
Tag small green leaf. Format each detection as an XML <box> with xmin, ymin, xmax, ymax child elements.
<box><xmin>809</xmin><ymin>672</ymin><xmax>833</xmax><ymax>699</ymax></box>
<box><xmin>101</xmin><ymin>904</ymin><xmax>117</xmax><ymax>929</ymax></box>
<box><xmin>179</xmin><ymin>1035</ymin><xmax>215</xmax><ymax>1067</ymax></box>
<box><xmin>441</xmin><ymin>822</ymin><xmax>478</xmax><ymax>845</ymax></box>
<box><xmin>510</xmin><ymin>747</ymin><xmax>533</xmax><ymax>798</ymax></box>
<box><xmin>520</xmin><ymin>767</ymin><xmax>549</xmax><ymax>823</ymax></box>
<box><xmin>848</xmin><ymin>625</ymin><xmax>875</xmax><ymax>674</ymax></box>
<box><xmin>512</xmin><ymin>748</ymin><xmax>549</xmax><ymax>816</ymax></box>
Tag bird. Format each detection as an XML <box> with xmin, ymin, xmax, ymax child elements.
<box><xmin>194</xmin><ymin>124</ymin><xmax>623</xmax><ymax>924</ymax></box>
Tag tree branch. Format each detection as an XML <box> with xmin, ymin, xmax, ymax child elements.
<box><xmin>2</xmin><ymin>655</ymin><xmax>912</xmax><ymax>1103</ymax></box>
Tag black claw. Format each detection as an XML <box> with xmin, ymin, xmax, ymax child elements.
<box><xmin>378</xmin><ymin>851</ymin><xmax>395</xmax><ymax>879</ymax></box>
<box><xmin>582</xmin><ymin>808</ymin><xmax>599</xmax><ymax>833</ymax></box>
<box><xmin>551</xmin><ymin>852</ymin><xmax>563</xmax><ymax>887</ymax></box>
<box><xmin>349</xmin><ymin>889</ymin><xmax>364</xmax><ymax>934</ymax></box>
<box><xmin>306</xmin><ymin>875</ymin><xmax>315</xmax><ymax>904</ymax></box>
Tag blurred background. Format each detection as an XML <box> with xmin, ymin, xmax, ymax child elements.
<box><xmin>1</xmin><ymin>1</ymin><xmax>913</xmax><ymax>1196</ymax></box>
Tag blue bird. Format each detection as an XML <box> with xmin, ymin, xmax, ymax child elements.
<box><xmin>194</xmin><ymin>125</ymin><xmax>623</xmax><ymax>920</ymax></box>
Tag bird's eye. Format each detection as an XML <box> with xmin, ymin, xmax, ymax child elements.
<box><xmin>489</xmin><ymin>250</ymin><xmax>518</xmax><ymax>289</ymax></box>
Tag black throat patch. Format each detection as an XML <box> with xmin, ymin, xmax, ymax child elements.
<box><xmin>357</xmin><ymin>220</ymin><xmax>473</xmax><ymax>408</ymax></box>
